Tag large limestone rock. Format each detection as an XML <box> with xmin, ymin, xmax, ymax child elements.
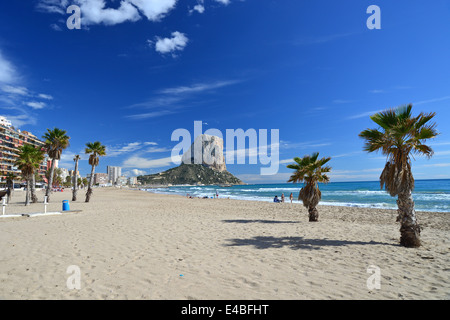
<box><xmin>181</xmin><ymin>134</ymin><xmax>226</xmax><ymax>172</ymax></box>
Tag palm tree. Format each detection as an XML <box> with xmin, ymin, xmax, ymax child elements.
<box><xmin>359</xmin><ymin>104</ymin><xmax>438</xmax><ymax>248</ymax></box>
<box><xmin>43</xmin><ymin>128</ymin><xmax>70</xmax><ymax>201</ymax></box>
<box><xmin>85</xmin><ymin>141</ymin><xmax>106</xmax><ymax>202</ymax></box>
<box><xmin>14</xmin><ymin>144</ymin><xmax>45</xmax><ymax>206</ymax></box>
<box><xmin>72</xmin><ymin>155</ymin><xmax>80</xmax><ymax>201</ymax></box>
<box><xmin>287</xmin><ymin>152</ymin><xmax>331</xmax><ymax>222</ymax></box>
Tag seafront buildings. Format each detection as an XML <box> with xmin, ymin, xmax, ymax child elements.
<box><xmin>107</xmin><ymin>166</ymin><xmax>121</xmax><ymax>184</ymax></box>
<box><xmin>94</xmin><ymin>173</ymin><xmax>108</xmax><ymax>185</ymax></box>
<box><xmin>1</xmin><ymin>116</ymin><xmax>138</xmax><ymax>188</ymax></box>
<box><xmin>0</xmin><ymin>116</ymin><xmax>47</xmax><ymax>184</ymax></box>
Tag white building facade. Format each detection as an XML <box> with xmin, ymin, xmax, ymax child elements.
<box><xmin>107</xmin><ymin>166</ymin><xmax>122</xmax><ymax>184</ymax></box>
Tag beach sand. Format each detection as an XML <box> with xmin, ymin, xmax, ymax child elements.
<box><xmin>0</xmin><ymin>187</ymin><xmax>448</xmax><ymax>300</ymax></box>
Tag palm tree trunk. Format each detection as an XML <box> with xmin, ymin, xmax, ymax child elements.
<box><xmin>72</xmin><ymin>159</ymin><xmax>79</xmax><ymax>201</ymax></box>
<box><xmin>7</xmin><ymin>179</ymin><xmax>13</xmax><ymax>204</ymax></box>
<box><xmin>46</xmin><ymin>159</ymin><xmax>56</xmax><ymax>201</ymax></box>
<box><xmin>397</xmin><ymin>190</ymin><xmax>421</xmax><ymax>247</ymax></box>
<box><xmin>25</xmin><ymin>177</ymin><xmax>31</xmax><ymax>206</ymax></box>
<box><xmin>308</xmin><ymin>207</ymin><xmax>319</xmax><ymax>222</ymax></box>
<box><xmin>85</xmin><ymin>165</ymin><xmax>96</xmax><ymax>203</ymax></box>
<box><xmin>31</xmin><ymin>173</ymin><xmax>38</xmax><ymax>203</ymax></box>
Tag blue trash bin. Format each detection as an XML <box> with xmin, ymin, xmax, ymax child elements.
<box><xmin>62</xmin><ymin>200</ymin><xmax>70</xmax><ymax>211</ymax></box>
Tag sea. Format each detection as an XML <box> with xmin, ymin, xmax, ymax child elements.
<box><xmin>143</xmin><ymin>179</ymin><xmax>450</xmax><ymax>213</ymax></box>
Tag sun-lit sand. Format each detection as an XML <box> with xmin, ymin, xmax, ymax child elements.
<box><xmin>0</xmin><ymin>187</ymin><xmax>448</xmax><ymax>300</ymax></box>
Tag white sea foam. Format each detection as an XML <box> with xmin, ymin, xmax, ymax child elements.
<box><xmin>144</xmin><ymin>182</ymin><xmax>450</xmax><ymax>213</ymax></box>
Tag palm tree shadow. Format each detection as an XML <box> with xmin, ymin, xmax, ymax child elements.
<box><xmin>222</xmin><ymin>219</ymin><xmax>300</xmax><ymax>224</ymax></box>
<box><xmin>224</xmin><ymin>236</ymin><xmax>395</xmax><ymax>250</ymax></box>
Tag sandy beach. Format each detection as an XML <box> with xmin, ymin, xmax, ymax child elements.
<box><xmin>0</xmin><ymin>187</ymin><xmax>448</xmax><ymax>300</ymax></box>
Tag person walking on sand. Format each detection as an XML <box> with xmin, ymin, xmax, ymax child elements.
<box><xmin>281</xmin><ymin>193</ymin><xmax>285</xmax><ymax>203</ymax></box>
<box><xmin>289</xmin><ymin>193</ymin><xmax>293</xmax><ymax>203</ymax></box>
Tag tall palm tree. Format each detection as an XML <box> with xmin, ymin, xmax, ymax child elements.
<box><xmin>43</xmin><ymin>128</ymin><xmax>70</xmax><ymax>201</ymax></box>
<box><xmin>72</xmin><ymin>155</ymin><xmax>80</xmax><ymax>201</ymax></box>
<box><xmin>287</xmin><ymin>152</ymin><xmax>331</xmax><ymax>222</ymax></box>
<box><xmin>14</xmin><ymin>144</ymin><xmax>45</xmax><ymax>206</ymax></box>
<box><xmin>85</xmin><ymin>141</ymin><xmax>106</xmax><ymax>203</ymax></box>
<box><xmin>30</xmin><ymin>169</ymin><xmax>39</xmax><ymax>203</ymax></box>
<box><xmin>359</xmin><ymin>104</ymin><xmax>438</xmax><ymax>248</ymax></box>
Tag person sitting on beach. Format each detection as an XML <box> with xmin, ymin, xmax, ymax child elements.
<box><xmin>274</xmin><ymin>195</ymin><xmax>281</xmax><ymax>203</ymax></box>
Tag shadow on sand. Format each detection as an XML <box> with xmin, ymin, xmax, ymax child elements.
<box><xmin>222</xmin><ymin>219</ymin><xmax>300</xmax><ymax>224</ymax></box>
<box><xmin>224</xmin><ymin>236</ymin><xmax>395</xmax><ymax>250</ymax></box>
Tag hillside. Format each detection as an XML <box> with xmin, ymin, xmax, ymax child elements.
<box><xmin>137</xmin><ymin>164</ymin><xmax>244</xmax><ymax>186</ymax></box>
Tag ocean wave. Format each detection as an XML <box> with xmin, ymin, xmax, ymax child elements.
<box><xmin>251</xmin><ymin>187</ymin><xmax>299</xmax><ymax>192</ymax></box>
<box><xmin>319</xmin><ymin>200</ymin><xmax>395</xmax><ymax>209</ymax></box>
<box><xmin>144</xmin><ymin>184</ymin><xmax>450</xmax><ymax>213</ymax></box>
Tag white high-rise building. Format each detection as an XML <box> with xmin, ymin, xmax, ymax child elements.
<box><xmin>107</xmin><ymin>166</ymin><xmax>122</xmax><ymax>184</ymax></box>
<box><xmin>0</xmin><ymin>116</ymin><xmax>12</xmax><ymax>128</ymax></box>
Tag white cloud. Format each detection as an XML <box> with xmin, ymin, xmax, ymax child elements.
<box><xmin>214</xmin><ymin>0</ymin><xmax>230</xmax><ymax>4</ymax></box>
<box><xmin>153</xmin><ymin>31</ymin><xmax>189</xmax><ymax>55</ymax></box>
<box><xmin>57</xmin><ymin>150</ymin><xmax>85</xmax><ymax>169</ymax></box>
<box><xmin>279</xmin><ymin>159</ymin><xmax>295</xmax><ymax>164</ymax></box>
<box><xmin>331</xmin><ymin>151</ymin><xmax>363</xmax><ymax>158</ymax></box>
<box><xmin>278</xmin><ymin>140</ymin><xmax>331</xmax><ymax>150</ymax></box>
<box><xmin>79</xmin><ymin>0</ymin><xmax>141</xmax><ymax>26</ymax></box>
<box><xmin>190</xmin><ymin>1</ymin><xmax>205</xmax><ymax>14</ymax></box>
<box><xmin>106</xmin><ymin>142</ymin><xmax>148</xmax><ymax>157</ymax></box>
<box><xmin>160</xmin><ymin>80</ymin><xmax>240</xmax><ymax>95</ymax></box>
<box><xmin>2</xmin><ymin>114</ymin><xmax>37</xmax><ymax>127</ymax></box>
<box><xmin>422</xmin><ymin>163</ymin><xmax>450</xmax><ymax>168</ymax></box>
<box><xmin>25</xmin><ymin>101</ymin><xmax>47</xmax><ymax>110</ymax></box>
<box><xmin>433</xmin><ymin>150</ymin><xmax>450</xmax><ymax>157</ymax></box>
<box><xmin>192</xmin><ymin>4</ymin><xmax>205</xmax><ymax>14</ymax></box>
<box><xmin>126</xmin><ymin>79</ymin><xmax>241</xmax><ymax>120</ymax></box>
<box><xmin>37</xmin><ymin>0</ymin><xmax>177</xmax><ymax>26</ymax></box>
<box><xmin>414</xmin><ymin>95</ymin><xmax>450</xmax><ymax>106</ymax></box>
<box><xmin>294</xmin><ymin>32</ymin><xmax>356</xmax><ymax>46</ymax></box>
<box><xmin>1</xmin><ymin>85</ymin><xmax>28</xmax><ymax>95</ymax></box>
<box><xmin>0</xmin><ymin>51</ymin><xmax>18</xmax><ymax>84</ymax></box>
<box><xmin>333</xmin><ymin>99</ymin><xmax>354</xmax><ymax>104</ymax></box>
<box><xmin>0</xmin><ymin>48</ymin><xmax>55</xmax><ymax>128</ymax></box>
<box><xmin>50</xmin><ymin>23</ymin><xmax>63</xmax><ymax>31</ymax></box>
<box><xmin>126</xmin><ymin>110</ymin><xmax>174</xmax><ymax>120</ymax></box>
<box><xmin>123</xmin><ymin>169</ymin><xmax>147</xmax><ymax>177</ymax></box>
<box><xmin>145</xmin><ymin>147</ymin><xmax>172</xmax><ymax>153</ymax></box>
<box><xmin>38</xmin><ymin>93</ymin><xmax>54</xmax><ymax>100</ymax></box>
<box><xmin>36</xmin><ymin>0</ymin><xmax>70</xmax><ymax>15</ymax></box>
<box><xmin>128</xmin><ymin>0</ymin><xmax>177</xmax><ymax>21</ymax></box>
<box><xmin>123</xmin><ymin>155</ymin><xmax>180</xmax><ymax>169</ymax></box>
<box><xmin>347</xmin><ymin>110</ymin><xmax>383</xmax><ymax>120</ymax></box>
<box><xmin>105</xmin><ymin>141</ymin><xmax>163</xmax><ymax>157</ymax></box>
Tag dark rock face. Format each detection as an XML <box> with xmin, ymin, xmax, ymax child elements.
<box><xmin>181</xmin><ymin>134</ymin><xmax>227</xmax><ymax>172</ymax></box>
<box><xmin>137</xmin><ymin>164</ymin><xmax>244</xmax><ymax>186</ymax></box>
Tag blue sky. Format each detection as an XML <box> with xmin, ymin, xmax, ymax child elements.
<box><xmin>0</xmin><ymin>0</ymin><xmax>449</xmax><ymax>183</ymax></box>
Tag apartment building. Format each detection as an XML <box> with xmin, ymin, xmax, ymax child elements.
<box><xmin>94</xmin><ymin>173</ymin><xmax>109</xmax><ymax>185</ymax></box>
<box><xmin>107</xmin><ymin>166</ymin><xmax>121</xmax><ymax>184</ymax></box>
<box><xmin>0</xmin><ymin>117</ymin><xmax>47</xmax><ymax>183</ymax></box>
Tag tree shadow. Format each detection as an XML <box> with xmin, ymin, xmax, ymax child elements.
<box><xmin>224</xmin><ymin>236</ymin><xmax>395</xmax><ymax>250</ymax></box>
<box><xmin>222</xmin><ymin>219</ymin><xmax>300</xmax><ymax>224</ymax></box>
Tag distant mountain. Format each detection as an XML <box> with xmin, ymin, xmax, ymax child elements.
<box><xmin>138</xmin><ymin>134</ymin><xmax>244</xmax><ymax>186</ymax></box>
<box><xmin>137</xmin><ymin>164</ymin><xmax>244</xmax><ymax>186</ymax></box>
